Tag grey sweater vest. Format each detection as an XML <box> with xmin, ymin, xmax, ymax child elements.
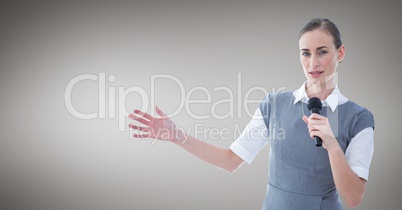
<box><xmin>259</xmin><ymin>91</ymin><xmax>374</xmax><ymax>210</ymax></box>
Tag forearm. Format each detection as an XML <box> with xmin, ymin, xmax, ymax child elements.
<box><xmin>171</xmin><ymin>131</ymin><xmax>244</xmax><ymax>173</ymax></box>
<box><xmin>129</xmin><ymin>108</ymin><xmax>244</xmax><ymax>173</ymax></box>
<box><xmin>328</xmin><ymin>146</ymin><xmax>366</xmax><ymax>208</ymax></box>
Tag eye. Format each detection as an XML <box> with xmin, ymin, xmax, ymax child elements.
<box><xmin>301</xmin><ymin>52</ymin><xmax>311</xmax><ymax>57</ymax></box>
<box><xmin>319</xmin><ymin>50</ymin><xmax>328</xmax><ymax>55</ymax></box>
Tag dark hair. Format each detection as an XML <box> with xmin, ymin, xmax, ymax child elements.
<box><xmin>299</xmin><ymin>18</ymin><xmax>343</xmax><ymax>49</ymax></box>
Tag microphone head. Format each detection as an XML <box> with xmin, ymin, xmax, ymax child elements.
<box><xmin>307</xmin><ymin>97</ymin><xmax>322</xmax><ymax>111</ymax></box>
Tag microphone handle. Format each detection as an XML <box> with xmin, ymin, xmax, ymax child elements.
<box><xmin>315</xmin><ymin>136</ymin><xmax>322</xmax><ymax>147</ymax></box>
<box><xmin>312</xmin><ymin>108</ymin><xmax>322</xmax><ymax>147</ymax></box>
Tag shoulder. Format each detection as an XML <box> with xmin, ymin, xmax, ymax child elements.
<box><xmin>340</xmin><ymin>100</ymin><xmax>375</xmax><ymax>133</ymax></box>
<box><xmin>259</xmin><ymin>91</ymin><xmax>295</xmax><ymax>116</ymax></box>
<box><xmin>260</xmin><ymin>91</ymin><xmax>294</xmax><ymax>104</ymax></box>
<box><xmin>341</xmin><ymin>100</ymin><xmax>374</xmax><ymax>119</ymax></box>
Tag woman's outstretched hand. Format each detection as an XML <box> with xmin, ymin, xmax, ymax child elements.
<box><xmin>302</xmin><ymin>113</ymin><xmax>340</xmax><ymax>151</ymax></box>
<box><xmin>129</xmin><ymin>106</ymin><xmax>183</xmax><ymax>143</ymax></box>
<box><xmin>129</xmin><ymin>106</ymin><xmax>244</xmax><ymax>173</ymax></box>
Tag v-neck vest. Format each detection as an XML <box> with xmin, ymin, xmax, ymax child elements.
<box><xmin>259</xmin><ymin>91</ymin><xmax>374</xmax><ymax>210</ymax></box>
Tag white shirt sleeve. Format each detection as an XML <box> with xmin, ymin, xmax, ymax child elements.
<box><xmin>344</xmin><ymin>127</ymin><xmax>374</xmax><ymax>181</ymax></box>
<box><xmin>229</xmin><ymin>108</ymin><xmax>269</xmax><ymax>164</ymax></box>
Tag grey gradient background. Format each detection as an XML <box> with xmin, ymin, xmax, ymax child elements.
<box><xmin>0</xmin><ymin>0</ymin><xmax>401</xmax><ymax>209</ymax></box>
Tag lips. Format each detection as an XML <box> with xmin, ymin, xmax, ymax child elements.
<box><xmin>309</xmin><ymin>71</ymin><xmax>324</xmax><ymax>78</ymax></box>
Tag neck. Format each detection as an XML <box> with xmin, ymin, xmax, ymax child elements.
<box><xmin>306</xmin><ymin>80</ymin><xmax>336</xmax><ymax>101</ymax></box>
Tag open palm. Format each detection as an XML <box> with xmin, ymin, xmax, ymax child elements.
<box><xmin>129</xmin><ymin>106</ymin><xmax>178</xmax><ymax>142</ymax></box>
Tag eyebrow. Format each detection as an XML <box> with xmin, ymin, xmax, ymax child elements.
<box><xmin>300</xmin><ymin>46</ymin><xmax>329</xmax><ymax>51</ymax></box>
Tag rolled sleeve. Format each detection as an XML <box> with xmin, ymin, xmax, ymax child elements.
<box><xmin>229</xmin><ymin>108</ymin><xmax>269</xmax><ymax>164</ymax></box>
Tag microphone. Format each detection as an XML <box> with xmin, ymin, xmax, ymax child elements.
<box><xmin>307</xmin><ymin>97</ymin><xmax>323</xmax><ymax>147</ymax></box>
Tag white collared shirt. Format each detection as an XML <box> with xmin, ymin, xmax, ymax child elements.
<box><xmin>292</xmin><ymin>82</ymin><xmax>348</xmax><ymax>112</ymax></box>
<box><xmin>230</xmin><ymin>82</ymin><xmax>374</xmax><ymax>181</ymax></box>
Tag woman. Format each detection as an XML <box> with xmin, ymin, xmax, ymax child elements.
<box><xmin>129</xmin><ymin>18</ymin><xmax>374</xmax><ymax>209</ymax></box>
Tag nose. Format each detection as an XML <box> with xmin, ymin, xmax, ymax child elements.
<box><xmin>309</xmin><ymin>55</ymin><xmax>320</xmax><ymax>67</ymax></box>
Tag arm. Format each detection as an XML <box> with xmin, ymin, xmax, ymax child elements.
<box><xmin>327</xmin><ymin>146</ymin><xmax>366</xmax><ymax>208</ymax></box>
<box><xmin>129</xmin><ymin>106</ymin><xmax>244</xmax><ymax>173</ymax></box>
<box><xmin>302</xmin><ymin>114</ymin><xmax>366</xmax><ymax>208</ymax></box>
<box><xmin>172</xmin><ymin>135</ymin><xmax>245</xmax><ymax>173</ymax></box>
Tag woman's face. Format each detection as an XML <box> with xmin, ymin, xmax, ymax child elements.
<box><xmin>299</xmin><ymin>29</ymin><xmax>345</xmax><ymax>85</ymax></box>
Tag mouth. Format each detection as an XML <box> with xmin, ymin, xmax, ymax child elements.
<box><xmin>309</xmin><ymin>71</ymin><xmax>324</xmax><ymax>78</ymax></box>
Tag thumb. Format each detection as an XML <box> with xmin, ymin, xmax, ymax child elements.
<box><xmin>302</xmin><ymin>115</ymin><xmax>309</xmax><ymax>124</ymax></box>
<box><xmin>155</xmin><ymin>106</ymin><xmax>167</xmax><ymax>118</ymax></box>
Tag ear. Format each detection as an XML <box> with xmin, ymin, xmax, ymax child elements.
<box><xmin>337</xmin><ymin>45</ymin><xmax>346</xmax><ymax>63</ymax></box>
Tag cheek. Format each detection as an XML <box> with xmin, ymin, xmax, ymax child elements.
<box><xmin>321</xmin><ymin>57</ymin><xmax>336</xmax><ymax>69</ymax></box>
<box><xmin>300</xmin><ymin>58</ymin><xmax>308</xmax><ymax>69</ymax></box>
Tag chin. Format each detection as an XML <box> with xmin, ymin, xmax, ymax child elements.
<box><xmin>307</xmin><ymin>78</ymin><xmax>323</xmax><ymax>84</ymax></box>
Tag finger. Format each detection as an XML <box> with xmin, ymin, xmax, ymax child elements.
<box><xmin>308</xmin><ymin>115</ymin><xmax>325</xmax><ymax>125</ymax></box>
<box><xmin>133</xmin><ymin>133</ymin><xmax>151</xmax><ymax>139</ymax></box>
<box><xmin>134</xmin><ymin>110</ymin><xmax>153</xmax><ymax>120</ymax></box>
<box><xmin>309</xmin><ymin>119</ymin><xmax>322</xmax><ymax>125</ymax></box>
<box><xmin>129</xmin><ymin>124</ymin><xmax>149</xmax><ymax>132</ymax></box>
<box><xmin>302</xmin><ymin>116</ymin><xmax>309</xmax><ymax>124</ymax></box>
<box><xmin>310</xmin><ymin>131</ymin><xmax>321</xmax><ymax>140</ymax></box>
<box><xmin>312</xmin><ymin>130</ymin><xmax>329</xmax><ymax>140</ymax></box>
<box><xmin>155</xmin><ymin>106</ymin><xmax>168</xmax><ymax>119</ymax></box>
<box><xmin>309</xmin><ymin>125</ymin><xmax>320</xmax><ymax>134</ymax></box>
<box><xmin>128</xmin><ymin>113</ymin><xmax>150</xmax><ymax>126</ymax></box>
<box><xmin>309</xmin><ymin>113</ymin><xmax>326</xmax><ymax>121</ymax></box>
